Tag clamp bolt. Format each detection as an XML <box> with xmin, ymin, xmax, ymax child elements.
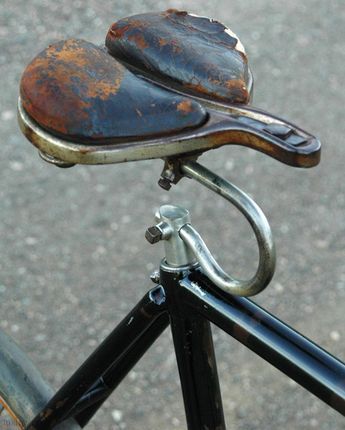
<box><xmin>150</xmin><ymin>270</ymin><xmax>160</xmax><ymax>284</ymax></box>
<box><xmin>145</xmin><ymin>226</ymin><xmax>163</xmax><ymax>244</ymax></box>
<box><xmin>158</xmin><ymin>177</ymin><xmax>172</xmax><ymax>191</ymax></box>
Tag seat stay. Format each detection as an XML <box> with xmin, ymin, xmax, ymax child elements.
<box><xmin>18</xmin><ymin>97</ymin><xmax>320</xmax><ymax>168</ymax></box>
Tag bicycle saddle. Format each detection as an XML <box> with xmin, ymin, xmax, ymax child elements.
<box><xmin>18</xmin><ymin>10</ymin><xmax>320</xmax><ymax>168</ymax></box>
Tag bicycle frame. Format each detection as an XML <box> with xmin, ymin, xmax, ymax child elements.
<box><xmin>26</xmin><ymin>162</ymin><xmax>345</xmax><ymax>430</ymax></box>
<box><xmin>26</xmin><ymin>265</ymin><xmax>345</xmax><ymax>429</ymax></box>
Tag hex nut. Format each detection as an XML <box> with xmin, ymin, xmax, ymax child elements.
<box><xmin>145</xmin><ymin>226</ymin><xmax>163</xmax><ymax>244</ymax></box>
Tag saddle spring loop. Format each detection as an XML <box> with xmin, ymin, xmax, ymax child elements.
<box><xmin>178</xmin><ymin>160</ymin><xmax>276</xmax><ymax>297</ymax></box>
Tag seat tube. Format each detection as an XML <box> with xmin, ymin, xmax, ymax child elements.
<box><xmin>161</xmin><ymin>268</ymin><xmax>226</xmax><ymax>430</ymax></box>
<box><xmin>147</xmin><ymin>204</ymin><xmax>226</xmax><ymax>429</ymax></box>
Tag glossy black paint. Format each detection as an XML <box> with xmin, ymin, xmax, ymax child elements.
<box><xmin>161</xmin><ymin>269</ymin><xmax>225</xmax><ymax>430</ymax></box>
<box><xmin>74</xmin><ymin>312</ymin><xmax>169</xmax><ymax>426</ymax></box>
<box><xmin>180</xmin><ymin>270</ymin><xmax>345</xmax><ymax>416</ymax></box>
<box><xmin>26</xmin><ymin>267</ymin><xmax>345</xmax><ymax>429</ymax></box>
<box><xmin>26</xmin><ymin>285</ymin><xmax>168</xmax><ymax>430</ymax></box>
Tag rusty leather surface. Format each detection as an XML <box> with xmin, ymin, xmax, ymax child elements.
<box><xmin>106</xmin><ymin>9</ymin><xmax>251</xmax><ymax>104</ymax></box>
<box><xmin>19</xmin><ymin>13</ymin><xmax>319</xmax><ymax>169</ymax></box>
<box><xmin>20</xmin><ymin>39</ymin><xmax>207</xmax><ymax>143</ymax></box>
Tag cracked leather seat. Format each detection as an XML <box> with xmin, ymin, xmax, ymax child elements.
<box><xmin>20</xmin><ymin>38</ymin><xmax>207</xmax><ymax>143</ymax></box>
<box><xmin>20</xmin><ymin>10</ymin><xmax>251</xmax><ymax>143</ymax></box>
<box><xmin>18</xmin><ymin>10</ymin><xmax>320</xmax><ymax>168</ymax></box>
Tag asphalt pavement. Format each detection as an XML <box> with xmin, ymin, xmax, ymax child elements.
<box><xmin>0</xmin><ymin>0</ymin><xmax>344</xmax><ymax>428</ymax></box>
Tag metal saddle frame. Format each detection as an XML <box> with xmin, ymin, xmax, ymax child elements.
<box><xmin>14</xmin><ymin>9</ymin><xmax>345</xmax><ymax>430</ymax></box>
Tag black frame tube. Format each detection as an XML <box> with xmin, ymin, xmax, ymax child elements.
<box><xmin>27</xmin><ymin>285</ymin><xmax>167</xmax><ymax>430</ymax></box>
<box><xmin>180</xmin><ymin>271</ymin><xmax>345</xmax><ymax>415</ymax></box>
<box><xmin>162</xmin><ymin>269</ymin><xmax>226</xmax><ymax>430</ymax></box>
<box><xmin>74</xmin><ymin>312</ymin><xmax>169</xmax><ymax>426</ymax></box>
<box><xmin>26</xmin><ymin>268</ymin><xmax>345</xmax><ymax>430</ymax></box>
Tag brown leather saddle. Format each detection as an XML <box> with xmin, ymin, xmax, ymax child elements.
<box><xmin>18</xmin><ymin>9</ymin><xmax>320</xmax><ymax>167</ymax></box>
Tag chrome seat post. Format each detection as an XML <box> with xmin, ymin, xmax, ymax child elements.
<box><xmin>145</xmin><ymin>205</ymin><xmax>197</xmax><ymax>270</ymax></box>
